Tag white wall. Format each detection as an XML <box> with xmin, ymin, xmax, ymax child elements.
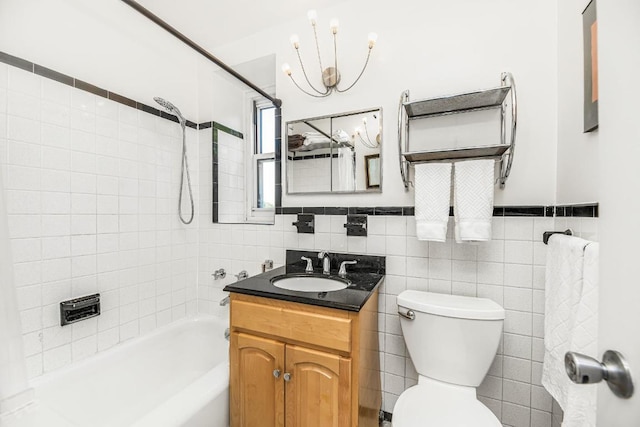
<box><xmin>556</xmin><ymin>0</ymin><xmax>600</xmax><ymax>204</ymax></box>
<box><xmin>214</xmin><ymin>0</ymin><xmax>559</xmax><ymax>207</ymax></box>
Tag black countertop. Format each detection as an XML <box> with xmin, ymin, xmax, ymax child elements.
<box><xmin>223</xmin><ymin>251</ymin><xmax>385</xmax><ymax>312</ymax></box>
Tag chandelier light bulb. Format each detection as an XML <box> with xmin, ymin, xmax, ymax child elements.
<box><xmin>307</xmin><ymin>9</ymin><xmax>317</xmax><ymax>26</ymax></box>
<box><xmin>289</xmin><ymin>34</ymin><xmax>300</xmax><ymax>49</ymax></box>
<box><xmin>368</xmin><ymin>32</ymin><xmax>378</xmax><ymax>49</ymax></box>
<box><xmin>281</xmin><ymin>63</ymin><xmax>292</xmax><ymax>76</ymax></box>
<box><xmin>330</xmin><ymin>18</ymin><xmax>339</xmax><ymax>34</ymax></box>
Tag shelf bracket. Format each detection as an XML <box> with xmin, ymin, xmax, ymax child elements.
<box><xmin>398</xmin><ymin>89</ymin><xmax>411</xmax><ymax>191</ymax></box>
<box><xmin>499</xmin><ymin>72</ymin><xmax>517</xmax><ymax>188</ymax></box>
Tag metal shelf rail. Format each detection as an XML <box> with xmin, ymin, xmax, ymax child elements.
<box><xmin>398</xmin><ymin>72</ymin><xmax>517</xmax><ymax>190</ymax></box>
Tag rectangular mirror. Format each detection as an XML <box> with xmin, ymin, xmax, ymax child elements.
<box><xmin>209</xmin><ymin>55</ymin><xmax>279</xmax><ymax>225</ymax></box>
<box><xmin>286</xmin><ymin>108</ymin><xmax>382</xmax><ymax>194</ymax></box>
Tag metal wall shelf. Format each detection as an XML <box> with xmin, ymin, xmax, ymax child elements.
<box><xmin>405</xmin><ymin>86</ymin><xmax>511</xmax><ymax>119</ymax></box>
<box><xmin>398</xmin><ymin>72</ymin><xmax>517</xmax><ymax>190</ymax></box>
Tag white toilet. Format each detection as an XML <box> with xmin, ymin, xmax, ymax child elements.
<box><xmin>393</xmin><ymin>290</ymin><xmax>505</xmax><ymax>427</ymax></box>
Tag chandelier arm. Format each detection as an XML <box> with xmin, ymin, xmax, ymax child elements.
<box><xmin>296</xmin><ymin>49</ymin><xmax>330</xmax><ymax>95</ymax></box>
<box><xmin>333</xmin><ymin>33</ymin><xmax>338</xmax><ymax>84</ymax></box>
<box><xmin>312</xmin><ymin>24</ymin><xmax>325</xmax><ymax>77</ymax></box>
<box><xmin>357</xmin><ymin>133</ymin><xmax>377</xmax><ymax>148</ymax></box>
<box><xmin>335</xmin><ymin>48</ymin><xmax>372</xmax><ymax>93</ymax></box>
<box><xmin>364</xmin><ymin>123</ymin><xmax>378</xmax><ymax>147</ymax></box>
<box><xmin>288</xmin><ymin>75</ymin><xmax>331</xmax><ymax>98</ymax></box>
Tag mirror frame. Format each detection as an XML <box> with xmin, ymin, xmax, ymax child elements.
<box><xmin>285</xmin><ymin>107</ymin><xmax>383</xmax><ymax>195</ymax></box>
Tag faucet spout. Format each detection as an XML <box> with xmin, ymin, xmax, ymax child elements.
<box><xmin>318</xmin><ymin>251</ymin><xmax>331</xmax><ymax>275</ymax></box>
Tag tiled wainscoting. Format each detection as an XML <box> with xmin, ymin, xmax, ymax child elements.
<box><xmin>0</xmin><ymin>62</ymin><xmax>201</xmax><ymax>378</ymax></box>
<box><xmin>198</xmin><ymin>214</ymin><xmax>598</xmax><ymax>427</ymax></box>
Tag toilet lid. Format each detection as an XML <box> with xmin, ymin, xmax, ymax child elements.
<box><xmin>392</xmin><ymin>384</ymin><xmax>502</xmax><ymax>427</ymax></box>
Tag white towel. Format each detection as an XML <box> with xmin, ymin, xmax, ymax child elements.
<box><xmin>542</xmin><ymin>235</ymin><xmax>599</xmax><ymax>427</ymax></box>
<box><xmin>453</xmin><ymin>159</ymin><xmax>494</xmax><ymax>242</ymax></box>
<box><xmin>337</xmin><ymin>147</ymin><xmax>355</xmax><ymax>191</ymax></box>
<box><xmin>414</xmin><ymin>163</ymin><xmax>452</xmax><ymax>241</ymax></box>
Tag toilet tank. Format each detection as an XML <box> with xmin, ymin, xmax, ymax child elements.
<box><xmin>397</xmin><ymin>290</ymin><xmax>505</xmax><ymax>387</ymax></box>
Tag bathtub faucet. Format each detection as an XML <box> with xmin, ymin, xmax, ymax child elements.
<box><xmin>219</xmin><ymin>296</ymin><xmax>230</xmax><ymax>306</ymax></box>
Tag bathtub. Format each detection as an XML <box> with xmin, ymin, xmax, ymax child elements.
<box><xmin>21</xmin><ymin>316</ymin><xmax>229</xmax><ymax>427</ymax></box>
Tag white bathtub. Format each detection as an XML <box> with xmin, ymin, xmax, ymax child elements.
<box><xmin>15</xmin><ymin>316</ymin><xmax>229</xmax><ymax>427</ymax></box>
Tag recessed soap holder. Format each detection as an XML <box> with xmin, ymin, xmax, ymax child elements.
<box><xmin>60</xmin><ymin>293</ymin><xmax>101</xmax><ymax>326</ymax></box>
<box><xmin>292</xmin><ymin>213</ymin><xmax>315</xmax><ymax>234</ymax></box>
<box><xmin>344</xmin><ymin>214</ymin><xmax>367</xmax><ymax>236</ymax></box>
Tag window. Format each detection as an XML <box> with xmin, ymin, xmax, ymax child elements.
<box><xmin>247</xmin><ymin>98</ymin><xmax>276</xmax><ymax>222</ymax></box>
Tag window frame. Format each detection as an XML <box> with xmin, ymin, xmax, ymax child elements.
<box><xmin>245</xmin><ymin>90</ymin><xmax>276</xmax><ymax>223</ymax></box>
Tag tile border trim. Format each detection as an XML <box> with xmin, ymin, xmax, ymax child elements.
<box><xmin>0</xmin><ymin>50</ymin><xmax>200</xmax><ymax>129</ymax></box>
<box><xmin>275</xmin><ymin>203</ymin><xmax>599</xmax><ymax>217</ymax></box>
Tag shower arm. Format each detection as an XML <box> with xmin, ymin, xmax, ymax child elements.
<box><xmin>120</xmin><ymin>0</ymin><xmax>282</xmax><ymax>109</ymax></box>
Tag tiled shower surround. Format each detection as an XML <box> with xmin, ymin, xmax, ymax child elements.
<box><xmin>0</xmin><ymin>63</ymin><xmax>200</xmax><ymax>377</ymax></box>
<box><xmin>0</xmin><ymin>57</ymin><xmax>600</xmax><ymax>427</ymax></box>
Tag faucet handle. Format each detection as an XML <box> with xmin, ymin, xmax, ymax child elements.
<box><xmin>318</xmin><ymin>251</ymin><xmax>329</xmax><ymax>259</ymax></box>
<box><xmin>339</xmin><ymin>260</ymin><xmax>358</xmax><ymax>277</ymax></box>
<box><xmin>234</xmin><ymin>270</ymin><xmax>249</xmax><ymax>281</ymax></box>
<box><xmin>301</xmin><ymin>256</ymin><xmax>314</xmax><ymax>273</ymax></box>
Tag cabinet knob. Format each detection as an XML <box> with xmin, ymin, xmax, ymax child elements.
<box><xmin>283</xmin><ymin>372</ymin><xmax>292</xmax><ymax>382</ymax></box>
<box><xmin>273</xmin><ymin>369</ymin><xmax>281</xmax><ymax>379</ymax></box>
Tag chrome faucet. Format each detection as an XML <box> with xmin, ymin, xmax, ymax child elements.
<box><xmin>301</xmin><ymin>256</ymin><xmax>314</xmax><ymax>273</ymax></box>
<box><xmin>318</xmin><ymin>251</ymin><xmax>331</xmax><ymax>275</ymax></box>
<box><xmin>339</xmin><ymin>260</ymin><xmax>358</xmax><ymax>277</ymax></box>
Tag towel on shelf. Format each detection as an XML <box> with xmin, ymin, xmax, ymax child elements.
<box><xmin>414</xmin><ymin>163</ymin><xmax>452</xmax><ymax>242</ymax></box>
<box><xmin>542</xmin><ymin>235</ymin><xmax>599</xmax><ymax>427</ymax></box>
<box><xmin>453</xmin><ymin>159</ymin><xmax>494</xmax><ymax>242</ymax></box>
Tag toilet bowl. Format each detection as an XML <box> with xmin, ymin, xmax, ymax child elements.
<box><xmin>393</xmin><ymin>290</ymin><xmax>505</xmax><ymax>427</ymax></box>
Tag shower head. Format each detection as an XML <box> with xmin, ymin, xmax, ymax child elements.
<box><xmin>154</xmin><ymin>97</ymin><xmax>186</xmax><ymax>126</ymax></box>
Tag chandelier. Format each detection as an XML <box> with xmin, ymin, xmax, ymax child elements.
<box><xmin>354</xmin><ymin>115</ymin><xmax>380</xmax><ymax>148</ymax></box>
<box><xmin>281</xmin><ymin>10</ymin><xmax>377</xmax><ymax>97</ymax></box>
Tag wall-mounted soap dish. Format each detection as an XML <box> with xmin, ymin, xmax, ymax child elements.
<box><xmin>60</xmin><ymin>294</ymin><xmax>101</xmax><ymax>326</ymax></box>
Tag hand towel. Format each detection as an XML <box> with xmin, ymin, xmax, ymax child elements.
<box><xmin>414</xmin><ymin>163</ymin><xmax>452</xmax><ymax>241</ymax></box>
<box><xmin>542</xmin><ymin>235</ymin><xmax>599</xmax><ymax>427</ymax></box>
<box><xmin>337</xmin><ymin>147</ymin><xmax>355</xmax><ymax>191</ymax></box>
<box><xmin>453</xmin><ymin>159</ymin><xmax>494</xmax><ymax>242</ymax></box>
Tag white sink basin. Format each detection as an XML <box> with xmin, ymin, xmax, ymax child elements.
<box><xmin>271</xmin><ymin>275</ymin><xmax>349</xmax><ymax>292</ymax></box>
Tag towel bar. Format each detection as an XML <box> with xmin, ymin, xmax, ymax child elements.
<box><xmin>543</xmin><ymin>229</ymin><xmax>573</xmax><ymax>245</ymax></box>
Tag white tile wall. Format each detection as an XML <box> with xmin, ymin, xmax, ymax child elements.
<box><xmin>197</xmin><ymin>212</ymin><xmax>598</xmax><ymax>427</ymax></box>
<box><xmin>287</xmin><ymin>156</ymin><xmax>331</xmax><ymax>193</ymax></box>
<box><xmin>0</xmin><ymin>65</ymin><xmax>200</xmax><ymax>379</ymax></box>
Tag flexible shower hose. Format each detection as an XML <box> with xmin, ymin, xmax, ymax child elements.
<box><xmin>178</xmin><ymin>122</ymin><xmax>194</xmax><ymax>225</ymax></box>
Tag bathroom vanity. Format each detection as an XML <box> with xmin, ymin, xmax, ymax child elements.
<box><xmin>224</xmin><ymin>251</ymin><xmax>385</xmax><ymax>427</ymax></box>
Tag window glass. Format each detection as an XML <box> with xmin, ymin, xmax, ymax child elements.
<box><xmin>258</xmin><ymin>107</ymin><xmax>275</xmax><ymax>154</ymax></box>
<box><xmin>256</xmin><ymin>158</ymin><xmax>275</xmax><ymax>208</ymax></box>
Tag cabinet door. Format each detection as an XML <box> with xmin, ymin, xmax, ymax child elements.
<box><xmin>230</xmin><ymin>332</ymin><xmax>285</xmax><ymax>427</ymax></box>
<box><xmin>285</xmin><ymin>345</ymin><xmax>351</xmax><ymax>427</ymax></box>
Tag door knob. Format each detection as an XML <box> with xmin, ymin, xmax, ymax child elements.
<box><xmin>273</xmin><ymin>369</ymin><xmax>281</xmax><ymax>379</ymax></box>
<box><xmin>565</xmin><ymin>350</ymin><xmax>634</xmax><ymax>398</ymax></box>
<box><xmin>283</xmin><ymin>372</ymin><xmax>292</xmax><ymax>382</ymax></box>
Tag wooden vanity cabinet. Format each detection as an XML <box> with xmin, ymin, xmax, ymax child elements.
<box><xmin>229</xmin><ymin>291</ymin><xmax>381</xmax><ymax>427</ymax></box>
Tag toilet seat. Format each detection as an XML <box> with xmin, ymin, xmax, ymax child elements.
<box><xmin>392</xmin><ymin>379</ymin><xmax>501</xmax><ymax>427</ymax></box>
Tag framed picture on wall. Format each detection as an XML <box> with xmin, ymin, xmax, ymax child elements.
<box><xmin>583</xmin><ymin>0</ymin><xmax>598</xmax><ymax>132</ymax></box>
<box><xmin>365</xmin><ymin>154</ymin><xmax>380</xmax><ymax>189</ymax></box>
